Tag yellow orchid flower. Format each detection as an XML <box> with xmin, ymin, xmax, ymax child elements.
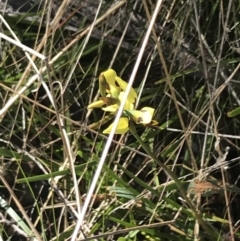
<box><xmin>101</xmin><ymin>92</ymin><xmax>134</xmax><ymax>134</ymax></box>
<box><xmin>103</xmin><ymin>117</ymin><xmax>129</xmax><ymax>134</ymax></box>
<box><xmin>99</xmin><ymin>69</ymin><xmax>137</xmax><ymax>104</ymax></box>
<box><xmin>102</xmin><ymin>107</ymin><xmax>158</xmax><ymax>134</ymax></box>
<box><xmin>88</xmin><ymin>68</ymin><xmax>158</xmax><ymax>134</ymax></box>
<box><xmin>102</xmin><ymin>106</ymin><xmax>158</xmax><ymax>134</ymax></box>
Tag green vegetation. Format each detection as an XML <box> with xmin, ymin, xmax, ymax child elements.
<box><xmin>0</xmin><ymin>0</ymin><xmax>240</xmax><ymax>240</ymax></box>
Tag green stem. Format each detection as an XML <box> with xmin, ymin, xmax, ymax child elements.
<box><xmin>129</xmin><ymin>122</ymin><xmax>219</xmax><ymax>240</ymax></box>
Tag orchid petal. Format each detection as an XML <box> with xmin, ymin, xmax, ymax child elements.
<box><xmin>100</xmin><ymin>97</ymin><xmax>118</xmax><ymax>106</ymax></box>
<box><xmin>126</xmin><ymin>107</ymin><xmax>155</xmax><ymax>124</ymax></box>
<box><xmin>115</xmin><ymin>76</ymin><xmax>137</xmax><ymax>104</ymax></box>
<box><xmin>144</xmin><ymin>120</ymin><xmax>159</xmax><ymax>128</ymax></box>
<box><xmin>100</xmin><ymin>69</ymin><xmax>120</xmax><ymax>98</ymax></box>
<box><xmin>118</xmin><ymin>92</ymin><xmax>134</xmax><ymax>111</ymax></box>
<box><xmin>141</xmin><ymin>107</ymin><xmax>155</xmax><ymax>118</ymax></box>
<box><xmin>102</xmin><ymin>104</ymin><xmax>119</xmax><ymax>112</ymax></box>
<box><xmin>87</xmin><ymin>99</ymin><xmax>105</xmax><ymax>109</ymax></box>
<box><xmin>149</xmin><ymin>120</ymin><xmax>159</xmax><ymax>126</ymax></box>
<box><xmin>103</xmin><ymin>117</ymin><xmax>129</xmax><ymax>134</ymax></box>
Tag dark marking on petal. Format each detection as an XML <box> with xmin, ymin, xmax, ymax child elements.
<box><xmin>100</xmin><ymin>97</ymin><xmax>117</xmax><ymax>105</ymax></box>
<box><xmin>138</xmin><ymin>117</ymin><xmax>143</xmax><ymax>123</ymax></box>
<box><xmin>115</xmin><ymin>81</ymin><xmax>120</xmax><ymax>87</ymax></box>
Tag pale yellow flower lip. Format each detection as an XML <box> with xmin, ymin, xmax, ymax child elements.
<box><xmin>126</xmin><ymin>107</ymin><xmax>155</xmax><ymax>124</ymax></box>
<box><xmin>140</xmin><ymin>107</ymin><xmax>155</xmax><ymax>124</ymax></box>
<box><xmin>103</xmin><ymin>117</ymin><xmax>129</xmax><ymax>134</ymax></box>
